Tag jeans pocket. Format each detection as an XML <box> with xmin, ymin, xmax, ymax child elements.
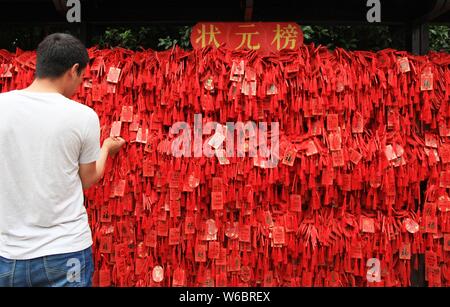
<box><xmin>0</xmin><ymin>257</ymin><xmax>14</xmax><ymax>287</ymax></box>
<box><xmin>43</xmin><ymin>250</ymin><xmax>86</xmax><ymax>287</ymax></box>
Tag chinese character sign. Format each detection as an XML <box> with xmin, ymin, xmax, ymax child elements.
<box><xmin>191</xmin><ymin>22</ymin><xmax>303</xmax><ymax>54</ymax></box>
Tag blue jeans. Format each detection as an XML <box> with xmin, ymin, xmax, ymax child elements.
<box><xmin>0</xmin><ymin>247</ymin><xmax>93</xmax><ymax>287</ymax></box>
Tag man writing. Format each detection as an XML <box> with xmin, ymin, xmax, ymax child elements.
<box><xmin>0</xmin><ymin>33</ymin><xmax>125</xmax><ymax>287</ymax></box>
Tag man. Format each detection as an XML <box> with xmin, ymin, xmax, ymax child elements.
<box><xmin>0</xmin><ymin>33</ymin><xmax>125</xmax><ymax>287</ymax></box>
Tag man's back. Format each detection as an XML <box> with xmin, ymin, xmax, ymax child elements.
<box><xmin>0</xmin><ymin>90</ymin><xmax>99</xmax><ymax>260</ymax></box>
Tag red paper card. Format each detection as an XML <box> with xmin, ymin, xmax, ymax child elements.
<box><xmin>423</xmin><ymin>202</ymin><xmax>437</xmax><ymax>219</ymax></box>
<box><xmin>342</xmin><ymin>174</ymin><xmax>351</xmax><ymax>191</ymax></box>
<box><xmin>227</xmin><ymin>255</ymin><xmax>241</xmax><ymax>272</ymax></box>
<box><xmin>120</xmin><ymin>106</ymin><xmax>133</xmax><ymax>122</ymax></box>
<box><xmin>240</xmin><ymin>266</ymin><xmax>252</xmax><ymax>282</ymax></box>
<box><xmin>184</xmin><ymin>216</ymin><xmax>196</xmax><ymax>235</ymax></box>
<box><xmin>420</xmin><ymin>73</ymin><xmax>433</xmax><ymax>91</ymax></box>
<box><xmin>349</xmin><ymin>148</ymin><xmax>362</xmax><ymax>165</ymax></box>
<box><xmin>145</xmin><ymin>230</ymin><xmax>157</xmax><ymax>248</ymax></box>
<box><xmin>211</xmin><ymin>191</ymin><xmax>224</xmax><ymax>210</ymax></box>
<box><xmin>284</xmin><ymin>214</ymin><xmax>296</xmax><ymax>232</ymax></box>
<box><xmin>425</xmin><ymin>216</ymin><xmax>438</xmax><ymax>233</ymax></box>
<box><xmin>437</xmin><ymin>194</ymin><xmax>450</xmax><ymax>212</ymax></box>
<box><xmin>439</xmin><ymin>122</ymin><xmax>450</xmax><ymax>137</ymax></box>
<box><xmin>425</xmin><ymin>133</ymin><xmax>438</xmax><ymax>148</ymax></box>
<box><xmin>143</xmin><ymin>159</ymin><xmax>155</xmax><ymax>177</ymax></box>
<box><xmin>361</xmin><ymin>216</ymin><xmax>375</xmax><ymax>233</ymax></box>
<box><xmin>238</xmin><ymin>225</ymin><xmax>251</xmax><ymax>243</ymax></box>
<box><xmin>289</xmin><ymin>194</ymin><xmax>302</xmax><ymax>212</ymax></box>
<box><xmin>272</xmin><ymin>226</ymin><xmax>285</xmax><ymax>245</ymax></box>
<box><xmin>212</xmin><ymin>177</ymin><xmax>222</xmax><ymax>192</ymax></box>
<box><xmin>0</xmin><ymin>63</ymin><xmax>13</xmax><ymax>78</ymax></box>
<box><xmin>321</xmin><ymin>168</ymin><xmax>334</xmax><ymax>186</ymax></box>
<box><xmin>350</xmin><ymin>240</ymin><xmax>363</xmax><ymax>259</ymax></box>
<box><xmin>311</xmin><ymin>98</ymin><xmax>324</xmax><ymax>116</ymax></box>
<box><xmin>444</xmin><ymin>234</ymin><xmax>450</xmax><ymax>252</ymax></box>
<box><xmin>208</xmin><ymin>241</ymin><xmax>220</xmax><ymax>259</ymax></box>
<box><xmin>136</xmin><ymin>127</ymin><xmax>148</xmax><ymax>144</ymax></box>
<box><xmin>172</xmin><ymin>268</ymin><xmax>186</xmax><ymax>287</ymax></box>
<box><xmin>99</xmin><ymin>236</ymin><xmax>112</xmax><ymax>254</ymax></box>
<box><xmin>110</xmin><ymin>121</ymin><xmax>122</xmax><ymax>137</ymax></box>
<box><xmin>305</xmin><ymin>140</ymin><xmax>318</xmax><ymax>156</ymax></box>
<box><xmin>129</xmin><ymin>114</ymin><xmax>140</xmax><ymax>132</ymax></box>
<box><xmin>331</xmin><ymin>150</ymin><xmax>345</xmax><ymax>167</ymax></box>
<box><xmin>384</xmin><ymin>145</ymin><xmax>397</xmax><ymax>161</ymax></box>
<box><xmin>397</xmin><ymin>57</ymin><xmax>410</xmax><ymax>73</ymax></box>
<box><xmin>170</xmin><ymin>200</ymin><xmax>181</xmax><ymax>218</ymax></box>
<box><xmin>195</xmin><ymin>244</ymin><xmax>207</xmax><ymax>262</ymax></box>
<box><xmin>91</xmin><ymin>83</ymin><xmax>102</xmax><ymax>102</ymax></box>
<box><xmin>282</xmin><ymin>148</ymin><xmax>297</xmax><ymax>166</ymax></box>
<box><xmin>311</xmin><ymin>120</ymin><xmax>323</xmax><ymax>136</ymax></box>
<box><xmin>100</xmin><ymin>206</ymin><xmax>111</xmax><ymax>223</ymax></box>
<box><xmin>328</xmin><ymin>131</ymin><xmax>342</xmax><ymax>151</ymax></box>
<box><xmin>114</xmin><ymin>179</ymin><xmax>126</xmax><ymax>197</ymax></box>
<box><xmin>107</xmin><ymin>67</ymin><xmax>121</xmax><ymax>84</ymax></box>
<box><xmin>157</xmin><ymin>220</ymin><xmax>168</xmax><ymax>237</ymax></box>
<box><xmin>439</xmin><ymin>144</ymin><xmax>450</xmax><ymax>164</ymax></box>
<box><xmin>327</xmin><ymin>114</ymin><xmax>339</xmax><ymax>131</ymax></box>
<box><xmin>168</xmin><ymin>227</ymin><xmax>180</xmax><ymax>245</ymax></box>
<box><xmin>352</xmin><ymin>112</ymin><xmax>364</xmax><ymax>134</ymax></box>
<box><xmin>216</xmin><ymin>248</ymin><xmax>227</xmax><ymax>266</ymax></box>
<box><xmin>399</xmin><ymin>243</ymin><xmax>411</xmax><ymax>260</ymax></box>
<box><xmin>266</xmin><ymin>84</ymin><xmax>278</xmax><ymax>95</ymax></box>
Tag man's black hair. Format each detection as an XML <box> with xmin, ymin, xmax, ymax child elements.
<box><xmin>35</xmin><ymin>33</ymin><xmax>89</xmax><ymax>79</ymax></box>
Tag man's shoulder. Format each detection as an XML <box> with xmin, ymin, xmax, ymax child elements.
<box><xmin>0</xmin><ymin>90</ymin><xmax>16</xmax><ymax>100</ymax></box>
<box><xmin>64</xmin><ymin>97</ymin><xmax>98</xmax><ymax>119</ymax></box>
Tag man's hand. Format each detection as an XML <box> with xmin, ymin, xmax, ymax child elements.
<box><xmin>79</xmin><ymin>137</ymin><xmax>126</xmax><ymax>189</ymax></box>
<box><xmin>103</xmin><ymin>136</ymin><xmax>126</xmax><ymax>156</ymax></box>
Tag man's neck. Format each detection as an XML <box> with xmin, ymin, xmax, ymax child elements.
<box><xmin>23</xmin><ymin>78</ymin><xmax>64</xmax><ymax>95</ymax></box>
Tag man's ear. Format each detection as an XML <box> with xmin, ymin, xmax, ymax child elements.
<box><xmin>70</xmin><ymin>63</ymin><xmax>80</xmax><ymax>77</ymax></box>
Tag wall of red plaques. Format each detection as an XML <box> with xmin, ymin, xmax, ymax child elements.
<box><xmin>1</xmin><ymin>45</ymin><xmax>450</xmax><ymax>287</ymax></box>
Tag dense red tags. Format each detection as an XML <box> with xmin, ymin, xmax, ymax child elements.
<box><xmin>4</xmin><ymin>44</ymin><xmax>450</xmax><ymax>288</ymax></box>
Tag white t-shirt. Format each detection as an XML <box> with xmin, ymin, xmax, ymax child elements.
<box><xmin>0</xmin><ymin>90</ymin><xmax>100</xmax><ymax>260</ymax></box>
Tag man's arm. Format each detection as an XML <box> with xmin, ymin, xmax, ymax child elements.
<box><xmin>79</xmin><ymin>136</ymin><xmax>125</xmax><ymax>190</ymax></box>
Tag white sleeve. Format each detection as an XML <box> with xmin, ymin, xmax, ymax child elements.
<box><xmin>79</xmin><ymin>110</ymin><xmax>101</xmax><ymax>164</ymax></box>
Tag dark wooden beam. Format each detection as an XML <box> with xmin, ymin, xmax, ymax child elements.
<box><xmin>408</xmin><ymin>23</ymin><xmax>429</xmax><ymax>55</ymax></box>
<box><xmin>244</xmin><ymin>0</ymin><xmax>253</xmax><ymax>22</ymax></box>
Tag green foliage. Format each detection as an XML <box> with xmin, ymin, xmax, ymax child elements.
<box><xmin>92</xmin><ymin>25</ymin><xmax>192</xmax><ymax>51</ymax></box>
<box><xmin>429</xmin><ymin>25</ymin><xmax>449</xmax><ymax>53</ymax></box>
<box><xmin>302</xmin><ymin>25</ymin><xmax>396</xmax><ymax>51</ymax></box>
<box><xmin>158</xmin><ymin>26</ymin><xmax>192</xmax><ymax>50</ymax></box>
<box><xmin>94</xmin><ymin>27</ymin><xmax>151</xmax><ymax>50</ymax></box>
